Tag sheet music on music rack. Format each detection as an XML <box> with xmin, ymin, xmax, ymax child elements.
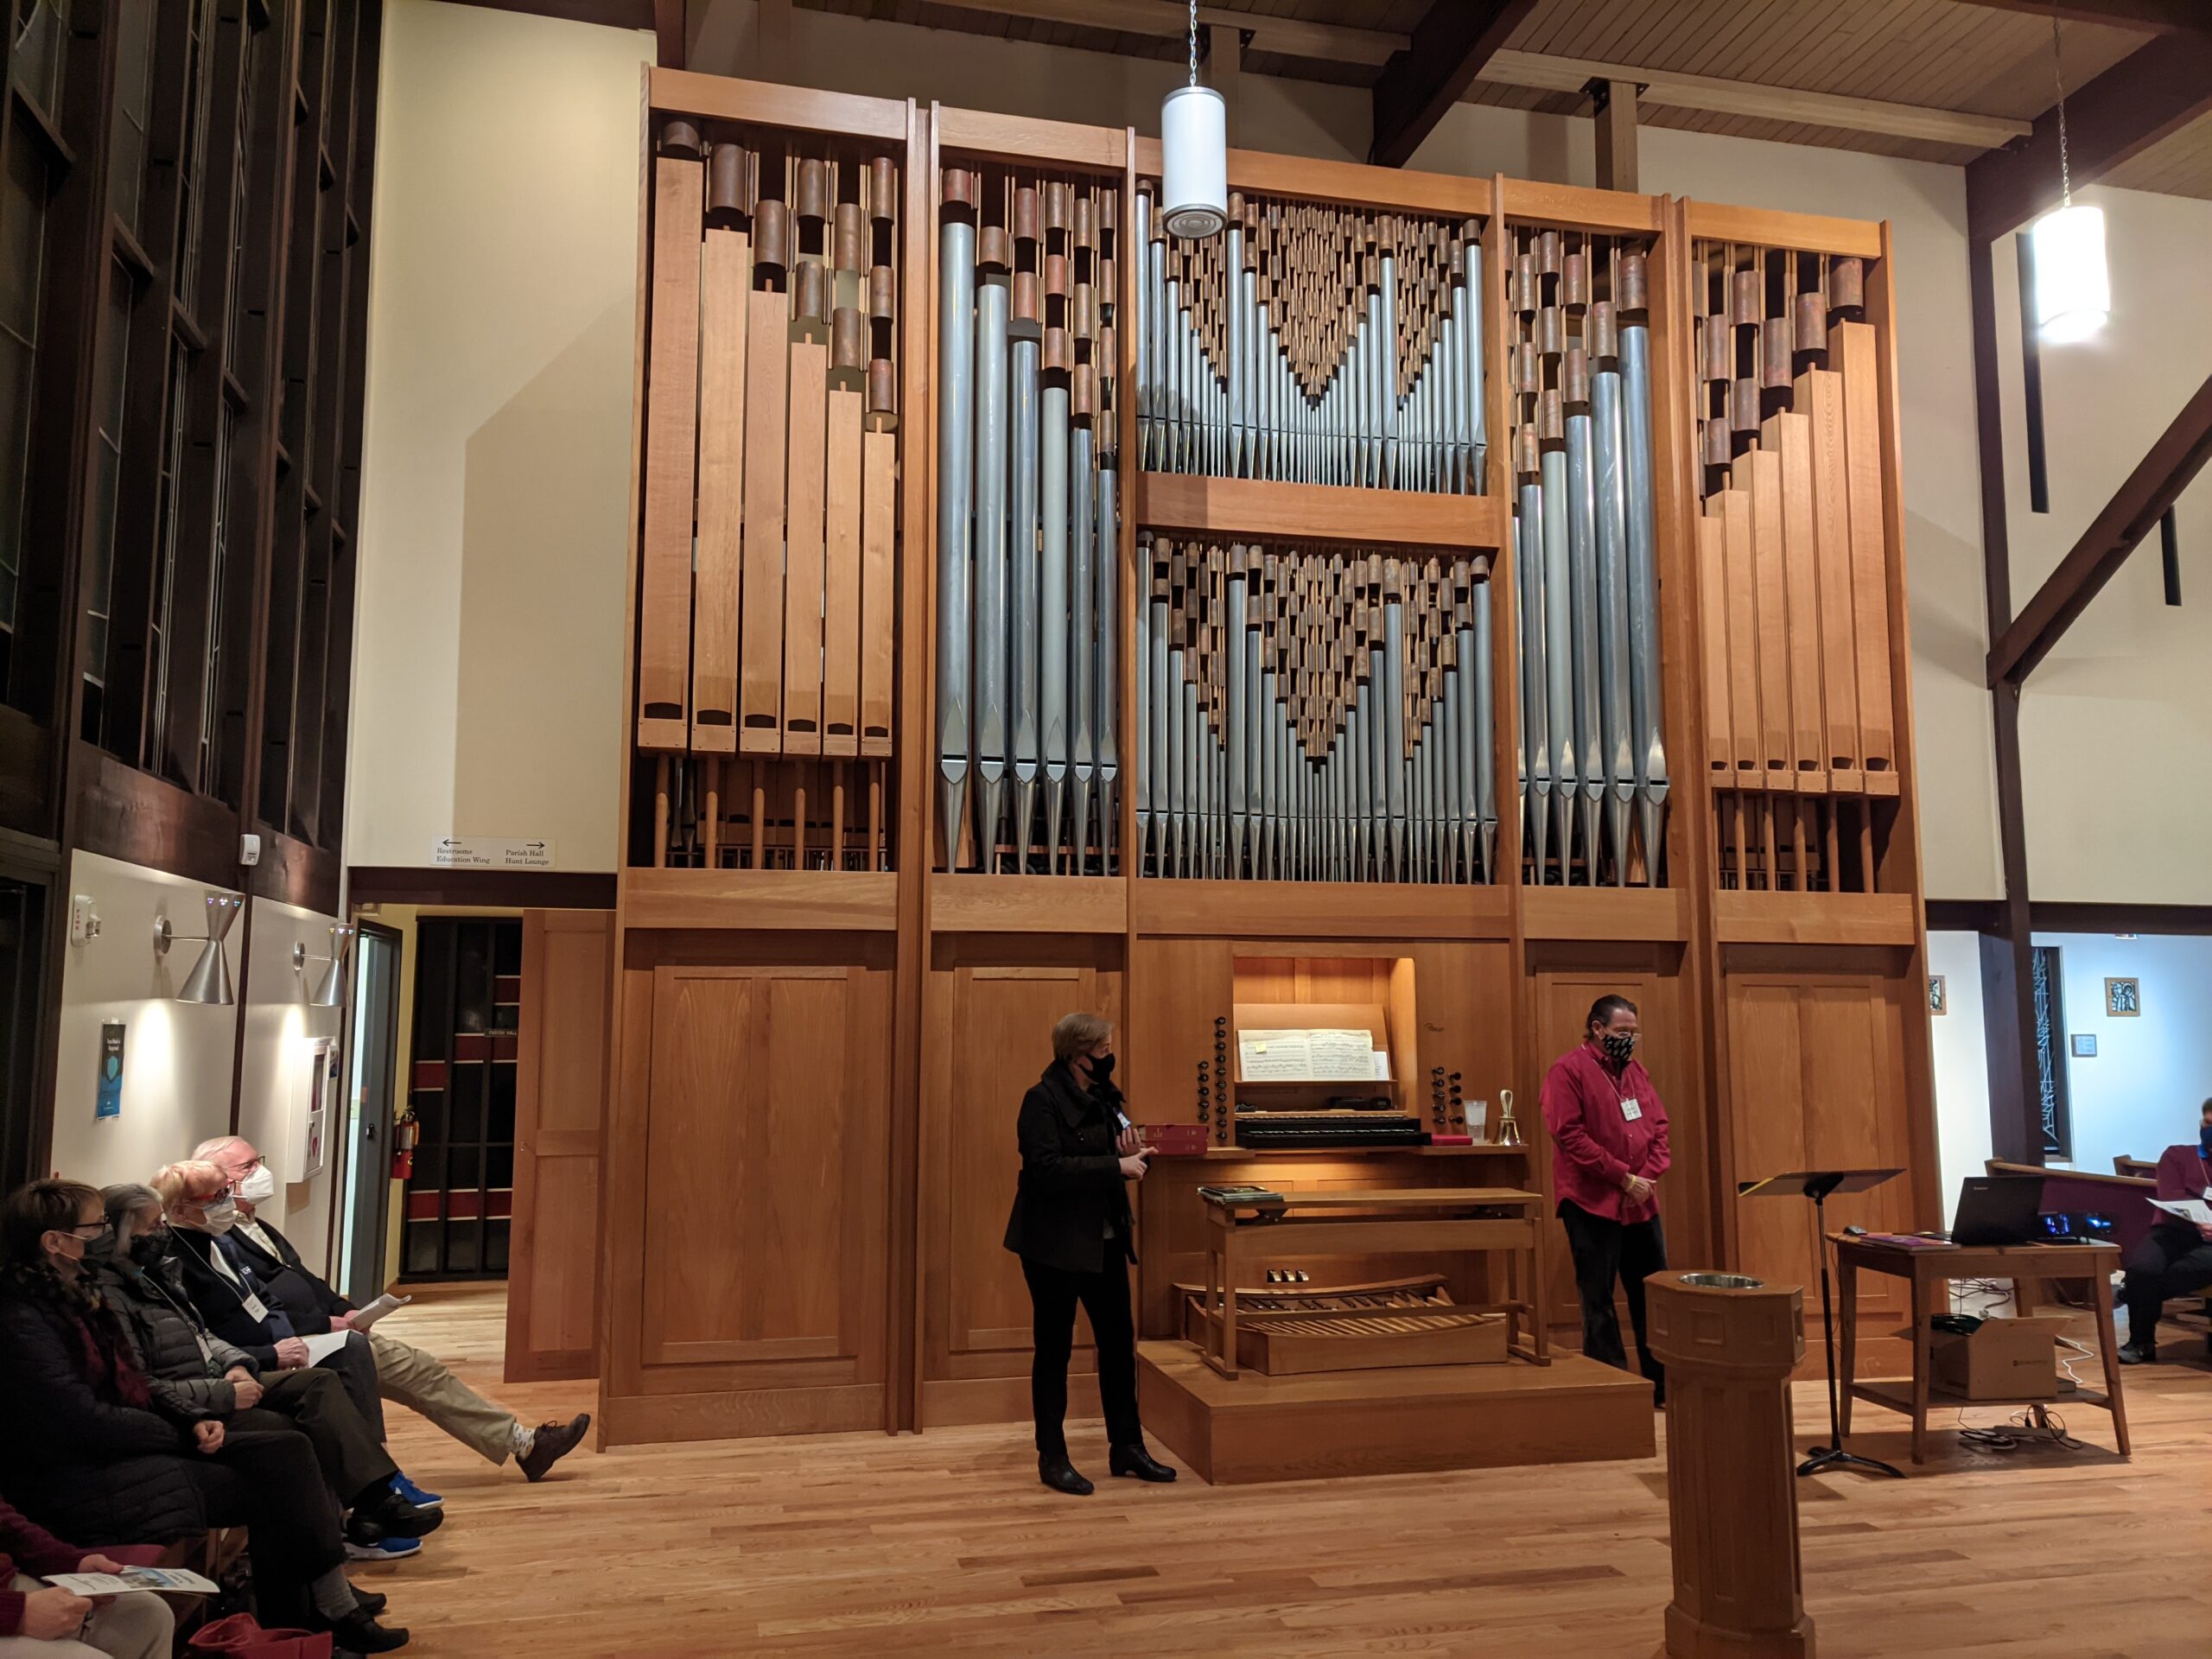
<box><xmin>1237</xmin><ymin>1028</ymin><xmax>1389</xmax><ymax>1083</ymax></box>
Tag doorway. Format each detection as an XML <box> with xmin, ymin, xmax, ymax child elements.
<box><xmin>401</xmin><ymin>917</ymin><xmax>521</xmax><ymax>1280</ymax></box>
<box><xmin>335</xmin><ymin>920</ymin><xmax>401</xmax><ymax>1306</ymax></box>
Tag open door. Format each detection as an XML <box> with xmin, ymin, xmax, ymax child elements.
<box><xmin>505</xmin><ymin>910</ymin><xmax>613</xmax><ymax>1382</ymax></box>
<box><xmin>335</xmin><ymin>922</ymin><xmax>402</xmax><ymax>1306</ymax></box>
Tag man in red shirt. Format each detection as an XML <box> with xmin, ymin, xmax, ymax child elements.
<box><xmin>1541</xmin><ymin>994</ymin><xmax>1670</xmax><ymax>1404</ymax></box>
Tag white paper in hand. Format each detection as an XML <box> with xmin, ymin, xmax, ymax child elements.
<box><xmin>346</xmin><ymin>1292</ymin><xmax>411</xmax><ymax>1332</ymax></box>
<box><xmin>302</xmin><ymin>1331</ymin><xmax>353</xmax><ymax>1364</ymax></box>
<box><xmin>2149</xmin><ymin>1198</ymin><xmax>2212</xmax><ymax>1226</ymax></box>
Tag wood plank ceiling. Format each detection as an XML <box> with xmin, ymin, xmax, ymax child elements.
<box><xmin>803</xmin><ymin>0</ymin><xmax>2212</xmax><ymax>199</ymax></box>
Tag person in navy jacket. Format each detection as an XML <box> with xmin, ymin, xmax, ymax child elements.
<box><xmin>1540</xmin><ymin>994</ymin><xmax>1671</xmax><ymax>1404</ymax></box>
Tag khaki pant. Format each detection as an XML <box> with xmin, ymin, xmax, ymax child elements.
<box><xmin>0</xmin><ymin>1574</ymin><xmax>173</xmax><ymax>1659</ymax></box>
<box><xmin>366</xmin><ymin>1329</ymin><xmax>520</xmax><ymax>1465</ymax></box>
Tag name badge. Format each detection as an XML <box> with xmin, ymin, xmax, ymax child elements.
<box><xmin>239</xmin><ymin>1291</ymin><xmax>270</xmax><ymax>1324</ymax></box>
<box><xmin>1619</xmin><ymin>1097</ymin><xmax>1643</xmax><ymax>1123</ymax></box>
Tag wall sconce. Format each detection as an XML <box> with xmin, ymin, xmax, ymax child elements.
<box><xmin>294</xmin><ymin>923</ymin><xmax>357</xmax><ymax>1009</ymax></box>
<box><xmin>154</xmin><ymin>892</ymin><xmax>244</xmax><ymax>1007</ymax></box>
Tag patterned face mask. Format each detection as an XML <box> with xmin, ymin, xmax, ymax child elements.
<box><xmin>1600</xmin><ymin>1030</ymin><xmax>1637</xmax><ymax>1065</ymax></box>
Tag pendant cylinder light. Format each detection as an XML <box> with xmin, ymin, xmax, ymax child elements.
<box><xmin>1160</xmin><ymin>0</ymin><xmax>1224</xmax><ymax>240</ymax></box>
<box><xmin>2031</xmin><ymin>202</ymin><xmax>2107</xmax><ymax>344</ymax></box>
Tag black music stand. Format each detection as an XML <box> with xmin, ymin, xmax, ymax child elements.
<box><xmin>1738</xmin><ymin>1167</ymin><xmax>1906</xmax><ymax>1480</ymax></box>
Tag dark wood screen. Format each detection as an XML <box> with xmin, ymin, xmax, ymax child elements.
<box><xmin>402</xmin><ymin>915</ymin><xmax>522</xmax><ymax>1281</ymax></box>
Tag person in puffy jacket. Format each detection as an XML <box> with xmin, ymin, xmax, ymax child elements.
<box><xmin>0</xmin><ymin>1179</ymin><xmax>407</xmax><ymax>1654</ymax></box>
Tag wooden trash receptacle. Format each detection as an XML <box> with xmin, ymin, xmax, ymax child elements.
<box><xmin>1649</xmin><ymin>1270</ymin><xmax>1813</xmax><ymax>1659</ymax></box>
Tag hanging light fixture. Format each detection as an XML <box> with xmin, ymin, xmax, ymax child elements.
<box><xmin>2030</xmin><ymin>14</ymin><xmax>2107</xmax><ymax>344</ymax></box>
<box><xmin>154</xmin><ymin>892</ymin><xmax>244</xmax><ymax>1007</ymax></box>
<box><xmin>294</xmin><ymin>924</ymin><xmax>357</xmax><ymax>1009</ymax></box>
<box><xmin>1160</xmin><ymin>0</ymin><xmax>1225</xmax><ymax>239</ymax></box>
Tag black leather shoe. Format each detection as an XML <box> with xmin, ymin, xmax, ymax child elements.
<box><xmin>1109</xmin><ymin>1444</ymin><xmax>1177</xmax><ymax>1483</ymax></box>
<box><xmin>354</xmin><ymin>1491</ymin><xmax>444</xmax><ymax>1541</ymax></box>
<box><xmin>313</xmin><ymin>1608</ymin><xmax>410</xmax><ymax>1652</ymax></box>
<box><xmin>518</xmin><ymin>1414</ymin><xmax>590</xmax><ymax>1483</ymax></box>
<box><xmin>1038</xmin><ymin>1456</ymin><xmax>1094</xmax><ymax>1495</ymax></box>
<box><xmin>2118</xmin><ymin>1341</ymin><xmax>2158</xmax><ymax>1365</ymax></box>
<box><xmin>353</xmin><ymin>1591</ymin><xmax>389</xmax><ymax>1618</ymax></box>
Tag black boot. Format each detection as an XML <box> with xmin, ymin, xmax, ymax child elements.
<box><xmin>351</xmin><ymin>1487</ymin><xmax>444</xmax><ymax>1542</ymax></box>
<box><xmin>2118</xmin><ymin>1339</ymin><xmax>2158</xmax><ymax>1365</ymax></box>
<box><xmin>1108</xmin><ymin>1444</ymin><xmax>1177</xmax><ymax>1483</ymax></box>
<box><xmin>1038</xmin><ymin>1455</ymin><xmax>1093</xmax><ymax>1496</ymax></box>
<box><xmin>312</xmin><ymin>1606</ymin><xmax>410</xmax><ymax>1653</ymax></box>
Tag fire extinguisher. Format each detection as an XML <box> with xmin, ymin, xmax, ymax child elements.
<box><xmin>391</xmin><ymin>1110</ymin><xmax>420</xmax><ymax>1181</ymax></box>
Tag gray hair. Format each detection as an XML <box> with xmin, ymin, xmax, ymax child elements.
<box><xmin>1052</xmin><ymin>1011</ymin><xmax>1112</xmax><ymax>1065</ymax></box>
<box><xmin>193</xmin><ymin>1135</ymin><xmax>249</xmax><ymax>1166</ymax></box>
<box><xmin>102</xmin><ymin>1182</ymin><xmax>163</xmax><ymax>1243</ymax></box>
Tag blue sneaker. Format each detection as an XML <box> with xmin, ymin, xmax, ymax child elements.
<box><xmin>343</xmin><ymin>1534</ymin><xmax>422</xmax><ymax>1562</ymax></box>
<box><xmin>390</xmin><ymin>1472</ymin><xmax>442</xmax><ymax>1509</ymax></box>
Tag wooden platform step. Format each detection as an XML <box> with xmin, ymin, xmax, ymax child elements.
<box><xmin>1136</xmin><ymin>1338</ymin><xmax>1656</xmax><ymax>1484</ymax></box>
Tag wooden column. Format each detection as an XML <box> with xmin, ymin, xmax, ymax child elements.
<box><xmin>1649</xmin><ymin>1271</ymin><xmax>1812</xmax><ymax>1659</ymax></box>
<box><xmin>1592</xmin><ymin>79</ymin><xmax>1638</xmax><ymax>194</ymax></box>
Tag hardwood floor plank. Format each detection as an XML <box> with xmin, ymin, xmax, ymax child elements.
<box><xmin>368</xmin><ymin>1285</ymin><xmax>2212</xmax><ymax>1656</ymax></box>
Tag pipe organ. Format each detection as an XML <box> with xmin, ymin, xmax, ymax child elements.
<box><xmin>935</xmin><ymin>168</ymin><xmax>1122</xmax><ymax>874</ymax></box>
<box><xmin>1507</xmin><ymin>227</ymin><xmax>1668</xmax><ymax>888</ymax></box>
<box><xmin>1135</xmin><ymin>537</ymin><xmax>1497</xmax><ymax>884</ymax></box>
<box><xmin>634</xmin><ymin>119</ymin><xmax>903</xmax><ymax>873</ymax></box>
<box><xmin>604</xmin><ymin>71</ymin><xmax>1938</xmax><ymax>1455</ymax></box>
<box><xmin>1137</xmin><ymin>194</ymin><xmax>1486</xmax><ymax>493</ymax></box>
<box><xmin>1691</xmin><ymin>241</ymin><xmax>1898</xmax><ymax>894</ymax></box>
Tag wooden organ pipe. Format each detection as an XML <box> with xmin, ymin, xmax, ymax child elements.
<box><xmin>633</xmin><ymin>124</ymin><xmax>901</xmax><ymax>871</ymax></box>
<box><xmin>1692</xmin><ymin>242</ymin><xmax>1899</xmax><ymax>893</ymax></box>
<box><xmin>1508</xmin><ymin>227</ymin><xmax>1669</xmax><ymax>887</ymax></box>
<box><xmin>935</xmin><ymin>167</ymin><xmax>1122</xmax><ymax>874</ymax></box>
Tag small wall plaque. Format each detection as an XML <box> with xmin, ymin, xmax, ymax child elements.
<box><xmin>2105</xmin><ymin>977</ymin><xmax>2140</xmax><ymax>1018</ymax></box>
<box><xmin>2070</xmin><ymin>1034</ymin><xmax>2097</xmax><ymax>1058</ymax></box>
<box><xmin>1928</xmin><ymin>976</ymin><xmax>1946</xmax><ymax>1015</ymax></box>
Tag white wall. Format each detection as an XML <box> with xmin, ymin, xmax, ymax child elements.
<box><xmin>346</xmin><ymin>0</ymin><xmax>649</xmax><ymax>874</ymax></box>
<box><xmin>51</xmin><ymin>852</ymin><xmax>247</xmax><ymax>1192</ymax></box>
<box><xmin>2034</xmin><ymin>930</ymin><xmax>2212</xmax><ymax>1177</ymax></box>
<box><xmin>1993</xmin><ymin>189</ymin><xmax>2212</xmax><ymax>905</ymax></box>
<box><xmin>1926</xmin><ymin>930</ymin><xmax>1993</xmax><ymax>1221</ymax></box>
<box><xmin>48</xmin><ymin>854</ymin><xmax>347</xmax><ymax>1269</ymax></box>
<box><xmin>234</xmin><ymin>897</ymin><xmax>348</xmax><ymax>1278</ymax></box>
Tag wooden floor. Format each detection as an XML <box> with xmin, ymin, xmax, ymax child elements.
<box><xmin>368</xmin><ymin>1284</ymin><xmax>2212</xmax><ymax>1656</ymax></box>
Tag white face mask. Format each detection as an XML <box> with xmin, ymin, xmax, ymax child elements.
<box><xmin>236</xmin><ymin>1166</ymin><xmax>276</xmax><ymax>1206</ymax></box>
<box><xmin>201</xmin><ymin>1197</ymin><xmax>239</xmax><ymax>1236</ymax></box>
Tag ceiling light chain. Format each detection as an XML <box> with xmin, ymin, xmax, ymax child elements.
<box><xmin>1188</xmin><ymin>0</ymin><xmax>1198</xmax><ymax>87</ymax></box>
<box><xmin>2052</xmin><ymin>12</ymin><xmax>2071</xmax><ymax>208</ymax></box>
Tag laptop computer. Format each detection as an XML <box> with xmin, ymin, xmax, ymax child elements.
<box><xmin>1950</xmin><ymin>1174</ymin><xmax>2047</xmax><ymax>1247</ymax></box>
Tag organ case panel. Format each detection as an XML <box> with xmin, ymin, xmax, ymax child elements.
<box><xmin>634</xmin><ymin>117</ymin><xmax>905</xmax><ymax>875</ymax></box>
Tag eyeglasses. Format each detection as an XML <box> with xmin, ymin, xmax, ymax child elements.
<box><xmin>67</xmin><ymin>1220</ymin><xmax>111</xmax><ymax>1239</ymax></box>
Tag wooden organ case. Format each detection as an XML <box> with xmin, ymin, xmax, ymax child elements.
<box><xmin>600</xmin><ymin>72</ymin><xmax>1939</xmax><ymax>1453</ymax></box>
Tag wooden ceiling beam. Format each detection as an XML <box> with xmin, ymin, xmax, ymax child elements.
<box><xmin>1370</xmin><ymin>0</ymin><xmax>1541</xmax><ymax>168</ymax></box>
<box><xmin>1948</xmin><ymin>0</ymin><xmax>2209</xmax><ymax>31</ymax></box>
<box><xmin>1484</xmin><ymin>49</ymin><xmax>2031</xmax><ymax>149</ymax></box>
<box><xmin>1985</xmin><ymin>372</ymin><xmax>2212</xmax><ymax>688</ymax></box>
<box><xmin>435</xmin><ymin>0</ymin><xmax>655</xmax><ymax>28</ymax></box>
<box><xmin>911</xmin><ymin>0</ymin><xmax>1403</xmax><ymax>67</ymax></box>
<box><xmin>1966</xmin><ymin>32</ymin><xmax>2212</xmax><ymax>240</ymax></box>
<box><xmin>656</xmin><ymin>0</ymin><xmax>683</xmax><ymax>68</ymax></box>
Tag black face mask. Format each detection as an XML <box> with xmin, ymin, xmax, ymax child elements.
<box><xmin>129</xmin><ymin>1230</ymin><xmax>170</xmax><ymax>1268</ymax></box>
<box><xmin>1088</xmin><ymin>1052</ymin><xmax>1116</xmax><ymax>1083</ymax></box>
<box><xmin>1599</xmin><ymin>1030</ymin><xmax>1637</xmax><ymax>1065</ymax></box>
<box><xmin>80</xmin><ymin>1230</ymin><xmax>119</xmax><ymax>1268</ymax></box>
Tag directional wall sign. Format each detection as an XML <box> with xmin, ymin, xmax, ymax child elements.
<box><xmin>429</xmin><ymin>836</ymin><xmax>556</xmax><ymax>870</ymax></box>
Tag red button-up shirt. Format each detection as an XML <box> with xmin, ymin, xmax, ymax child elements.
<box><xmin>1541</xmin><ymin>1039</ymin><xmax>1670</xmax><ymax>1224</ymax></box>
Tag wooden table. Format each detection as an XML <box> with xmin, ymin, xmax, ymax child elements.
<box><xmin>1199</xmin><ymin>1187</ymin><xmax>1548</xmax><ymax>1379</ymax></box>
<box><xmin>1831</xmin><ymin>1236</ymin><xmax>2128</xmax><ymax>1464</ymax></box>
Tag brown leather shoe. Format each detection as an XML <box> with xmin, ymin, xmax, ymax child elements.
<box><xmin>518</xmin><ymin>1413</ymin><xmax>590</xmax><ymax>1482</ymax></box>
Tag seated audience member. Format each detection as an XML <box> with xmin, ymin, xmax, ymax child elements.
<box><xmin>2120</xmin><ymin>1099</ymin><xmax>2212</xmax><ymax>1365</ymax></box>
<box><xmin>96</xmin><ymin>1185</ymin><xmax>440</xmax><ymax>1559</ymax></box>
<box><xmin>194</xmin><ymin>1138</ymin><xmax>588</xmax><ymax>1486</ymax></box>
<box><xmin>0</xmin><ymin>1491</ymin><xmax>171</xmax><ymax>1659</ymax></box>
<box><xmin>0</xmin><ymin>1180</ymin><xmax>406</xmax><ymax>1652</ymax></box>
<box><xmin>151</xmin><ymin>1163</ymin><xmax>390</xmax><ymax>1448</ymax></box>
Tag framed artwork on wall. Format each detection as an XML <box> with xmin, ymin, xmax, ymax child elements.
<box><xmin>2071</xmin><ymin>1034</ymin><xmax>2097</xmax><ymax>1058</ymax></box>
<box><xmin>2105</xmin><ymin>977</ymin><xmax>2140</xmax><ymax>1018</ymax></box>
<box><xmin>1928</xmin><ymin>976</ymin><xmax>1946</xmax><ymax>1015</ymax></box>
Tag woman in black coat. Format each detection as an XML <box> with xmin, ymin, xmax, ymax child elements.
<box><xmin>0</xmin><ymin>1179</ymin><xmax>408</xmax><ymax>1652</ymax></box>
<box><xmin>1001</xmin><ymin>1012</ymin><xmax>1176</xmax><ymax>1495</ymax></box>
